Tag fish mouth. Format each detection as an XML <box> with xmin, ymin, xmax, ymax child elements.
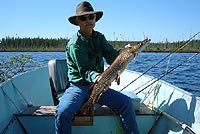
<box><xmin>137</xmin><ymin>38</ymin><xmax>151</xmax><ymax>53</ymax></box>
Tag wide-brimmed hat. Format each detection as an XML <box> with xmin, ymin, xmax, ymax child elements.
<box><xmin>68</xmin><ymin>1</ymin><xmax>103</xmax><ymax>26</ymax></box>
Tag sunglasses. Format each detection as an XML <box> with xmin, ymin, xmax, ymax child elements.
<box><xmin>78</xmin><ymin>14</ymin><xmax>95</xmax><ymax>21</ymax></box>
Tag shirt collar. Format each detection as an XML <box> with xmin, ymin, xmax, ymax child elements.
<box><xmin>77</xmin><ymin>30</ymin><xmax>98</xmax><ymax>42</ymax></box>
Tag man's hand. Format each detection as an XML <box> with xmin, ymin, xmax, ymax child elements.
<box><xmin>125</xmin><ymin>44</ymin><xmax>138</xmax><ymax>60</ymax></box>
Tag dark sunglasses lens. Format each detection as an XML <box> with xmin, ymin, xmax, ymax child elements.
<box><xmin>79</xmin><ymin>16</ymin><xmax>86</xmax><ymax>21</ymax></box>
<box><xmin>79</xmin><ymin>14</ymin><xmax>95</xmax><ymax>21</ymax></box>
<box><xmin>88</xmin><ymin>14</ymin><xmax>94</xmax><ymax>20</ymax></box>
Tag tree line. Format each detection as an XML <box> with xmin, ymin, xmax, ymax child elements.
<box><xmin>0</xmin><ymin>37</ymin><xmax>200</xmax><ymax>52</ymax></box>
<box><xmin>0</xmin><ymin>37</ymin><xmax>67</xmax><ymax>51</ymax></box>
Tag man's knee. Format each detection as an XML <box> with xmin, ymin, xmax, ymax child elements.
<box><xmin>56</xmin><ymin>106</ymin><xmax>75</xmax><ymax>123</ymax></box>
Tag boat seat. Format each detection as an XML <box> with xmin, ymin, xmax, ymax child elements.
<box><xmin>15</xmin><ymin>104</ymin><xmax>155</xmax><ymax>133</ymax></box>
<box><xmin>16</xmin><ymin>104</ymin><xmax>155</xmax><ymax>123</ymax></box>
<box><xmin>48</xmin><ymin>59</ymin><xmax>70</xmax><ymax>106</ymax></box>
<box><xmin>18</xmin><ymin>105</ymin><xmax>154</xmax><ymax>116</ymax></box>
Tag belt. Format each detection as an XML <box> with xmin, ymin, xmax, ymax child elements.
<box><xmin>71</xmin><ymin>82</ymin><xmax>92</xmax><ymax>86</ymax></box>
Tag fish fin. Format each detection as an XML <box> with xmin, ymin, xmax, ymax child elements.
<box><xmin>115</xmin><ymin>75</ymin><xmax>120</xmax><ymax>85</ymax></box>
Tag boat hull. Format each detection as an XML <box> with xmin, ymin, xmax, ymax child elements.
<box><xmin>0</xmin><ymin>67</ymin><xmax>199</xmax><ymax>134</ymax></box>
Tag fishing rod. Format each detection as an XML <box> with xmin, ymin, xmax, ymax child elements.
<box><xmin>135</xmin><ymin>52</ymin><xmax>199</xmax><ymax>95</ymax></box>
<box><xmin>149</xmin><ymin>108</ymin><xmax>200</xmax><ymax>134</ymax></box>
<box><xmin>119</xmin><ymin>32</ymin><xmax>200</xmax><ymax>92</ymax></box>
<box><xmin>160</xmin><ymin>110</ymin><xmax>200</xmax><ymax>134</ymax></box>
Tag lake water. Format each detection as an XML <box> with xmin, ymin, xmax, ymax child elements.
<box><xmin>1</xmin><ymin>52</ymin><xmax>200</xmax><ymax>96</ymax></box>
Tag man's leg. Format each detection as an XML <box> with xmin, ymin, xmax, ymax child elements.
<box><xmin>98</xmin><ymin>89</ymin><xmax>139</xmax><ymax>134</ymax></box>
<box><xmin>55</xmin><ymin>84</ymin><xmax>90</xmax><ymax>134</ymax></box>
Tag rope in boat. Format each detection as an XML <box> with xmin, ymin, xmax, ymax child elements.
<box><xmin>135</xmin><ymin>52</ymin><xmax>199</xmax><ymax>95</ymax></box>
<box><xmin>119</xmin><ymin>32</ymin><xmax>200</xmax><ymax>92</ymax></box>
<box><xmin>141</xmin><ymin>82</ymin><xmax>162</xmax><ymax>108</ymax></box>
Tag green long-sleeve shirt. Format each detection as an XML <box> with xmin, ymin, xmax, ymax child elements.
<box><xmin>66</xmin><ymin>30</ymin><xmax>119</xmax><ymax>83</ymax></box>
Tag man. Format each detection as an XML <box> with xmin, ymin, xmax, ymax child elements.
<box><xmin>55</xmin><ymin>1</ymin><xmax>139</xmax><ymax>134</ymax></box>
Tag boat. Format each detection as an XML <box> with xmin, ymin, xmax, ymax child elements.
<box><xmin>0</xmin><ymin>59</ymin><xmax>200</xmax><ymax>134</ymax></box>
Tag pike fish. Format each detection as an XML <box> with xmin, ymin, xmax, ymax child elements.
<box><xmin>82</xmin><ymin>38</ymin><xmax>151</xmax><ymax>114</ymax></box>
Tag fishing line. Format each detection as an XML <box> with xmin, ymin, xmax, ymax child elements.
<box><xmin>119</xmin><ymin>32</ymin><xmax>200</xmax><ymax>92</ymax></box>
<box><xmin>135</xmin><ymin>53</ymin><xmax>199</xmax><ymax>95</ymax></box>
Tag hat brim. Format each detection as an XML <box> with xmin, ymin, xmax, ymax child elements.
<box><xmin>68</xmin><ymin>11</ymin><xmax>103</xmax><ymax>26</ymax></box>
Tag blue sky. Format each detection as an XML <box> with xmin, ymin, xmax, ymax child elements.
<box><xmin>0</xmin><ymin>0</ymin><xmax>199</xmax><ymax>42</ymax></box>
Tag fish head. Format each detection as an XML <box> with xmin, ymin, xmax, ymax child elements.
<box><xmin>130</xmin><ymin>38</ymin><xmax>151</xmax><ymax>53</ymax></box>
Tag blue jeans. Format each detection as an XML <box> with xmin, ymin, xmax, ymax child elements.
<box><xmin>55</xmin><ymin>83</ymin><xmax>139</xmax><ymax>134</ymax></box>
